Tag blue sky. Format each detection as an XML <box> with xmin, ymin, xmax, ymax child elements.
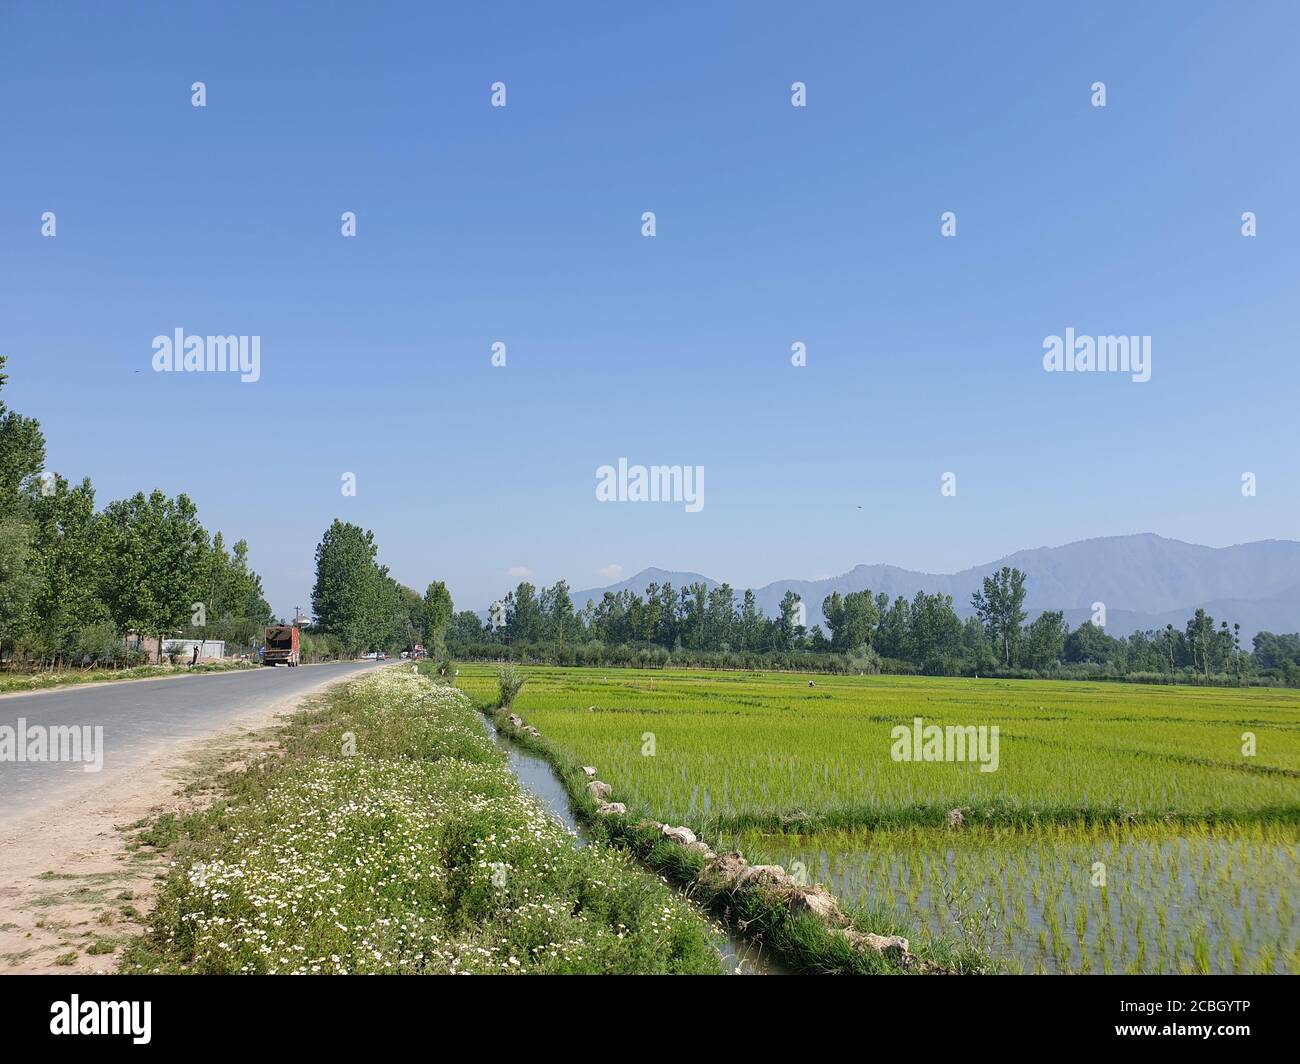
<box><xmin>2</xmin><ymin>1</ymin><xmax>1297</xmax><ymax>618</ymax></box>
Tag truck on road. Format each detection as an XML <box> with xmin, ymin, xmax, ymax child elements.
<box><xmin>262</xmin><ymin>625</ymin><xmax>301</xmax><ymax>666</ymax></box>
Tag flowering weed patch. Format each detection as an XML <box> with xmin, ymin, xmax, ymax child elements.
<box><xmin>121</xmin><ymin>669</ymin><xmax>721</xmax><ymax>974</ymax></box>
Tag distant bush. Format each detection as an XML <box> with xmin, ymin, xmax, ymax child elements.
<box><xmin>451</xmin><ymin>639</ymin><xmax>856</xmax><ymax>675</ymax></box>
<box><xmin>299</xmin><ymin>628</ymin><xmax>345</xmax><ymax>663</ymax></box>
<box><xmin>497</xmin><ymin>663</ymin><xmax>526</xmax><ymax>707</ymax></box>
<box><xmin>847</xmin><ymin>644</ymin><xmax>881</xmax><ymax>675</ymax></box>
<box><xmin>74</xmin><ymin>623</ymin><xmax>125</xmax><ymax>667</ymax></box>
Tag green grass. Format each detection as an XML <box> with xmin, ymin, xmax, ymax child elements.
<box><xmin>455</xmin><ymin>663</ymin><xmax>1300</xmax><ymax>974</ymax></box>
<box><xmin>120</xmin><ymin>668</ymin><xmax>723</xmax><ymax>975</ymax></box>
<box><xmin>0</xmin><ymin>659</ymin><xmax>255</xmax><ymax>695</ymax></box>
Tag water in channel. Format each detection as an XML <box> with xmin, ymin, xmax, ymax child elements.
<box><xmin>476</xmin><ymin>711</ymin><xmax>782</xmax><ymax>974</ymax></box>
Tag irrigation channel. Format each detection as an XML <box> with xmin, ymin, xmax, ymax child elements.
<box><xmin>476</xmin><ymin>712</ymin><xmax>783</xmax><ymax>975</ymax></box>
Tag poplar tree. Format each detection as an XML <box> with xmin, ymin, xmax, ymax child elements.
<box><xmin>423</xmin><ymin>580</ymin><xmax>454</xmax><ymax>651</ymax></box>
<box><xmin>312</xmin><ymin>520</ymin><xmax>381</xmax><ymax>653</ymax></box>
<box><xmin>970</xmin><ymin>566</ymin><xmax>1028</xmax><ymax>667</ymax></box>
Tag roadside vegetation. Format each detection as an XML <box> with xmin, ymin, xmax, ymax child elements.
<box><xmin>0</xmin><ymin>357</ymin><xmax>277</xmax><ymax>670</ymax></box>
<box><xmin>0</xmin><ymin>357</ymin><xmax>451</xmax><ymax>670</ymax></box>
<box><xmin>120</xmin><ymin>668</ymin><xmax>722</xmax><ymax>975</ymax></box>
<box><xmin>0</xmin><ymin>658</ymin><xmax>255</xmax><ymax>696</ymax></box>
<box><xmin>307</xmin><ymin>520</ymin><xmax>454</xmax><ymax>660</ymax></box>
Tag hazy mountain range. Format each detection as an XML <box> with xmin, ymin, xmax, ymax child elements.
<box><xmin>556</xmin><ymin>535</ymin><xmax>1300</xmax><ymax>641</ymax></box>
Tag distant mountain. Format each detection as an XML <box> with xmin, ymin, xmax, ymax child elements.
<box><xmin>569</xmin><ymin>567</ymin><xmax>717</xmax><ymax>607</ymax></box>
<box><xmin>555</xmin><ymin>535</ymin><xmax>1300</xmax><ymax>641</ymax></box>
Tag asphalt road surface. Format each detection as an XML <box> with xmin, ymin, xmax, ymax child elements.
<box><xmin>0</xmin><ymin>661</ymin><xmax>382</xmax><ymax>815</ymax></box>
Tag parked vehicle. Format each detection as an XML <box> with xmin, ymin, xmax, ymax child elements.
<box><xmin>262</xmin><ymin>625</ymin><xmax>300</xmax><ymax>666</ymax></box>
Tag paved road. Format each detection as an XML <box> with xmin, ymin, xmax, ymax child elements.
<box><xmin>0</xmin><ymin>661</ymin><xmax>382</xmax><ymax>815</ymax></box>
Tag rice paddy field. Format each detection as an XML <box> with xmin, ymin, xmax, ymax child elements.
<box><xmin>455</xmin><ymin>664</ymin><xmax>1300</xmax><ymax>973</ymax></box>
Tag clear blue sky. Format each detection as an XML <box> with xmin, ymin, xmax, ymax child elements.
<box><xmin>2</xmin><ymin>1</ymin><xmax>1297</xmax><ymax>619</ymax></box>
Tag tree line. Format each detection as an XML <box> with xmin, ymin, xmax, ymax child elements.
<box><xmin>309</xmin><ymin>519</ymin><xmax>452</xmax><ymax>656</ymax></box>
<box><xmin>0</xmin><ymin>357</ymin><xmax>273</xmax><ymax>667</ymax></box>
<box><xmin>448</xmin><ymin>566</ymin><xmax>1300</xmax><ymax>686</ymax></box>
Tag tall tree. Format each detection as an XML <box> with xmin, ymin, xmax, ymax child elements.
<box><xmin>504</xmin><ymin>581</ymin><xmax>543</xmax><ymax>643</ymax></box>
<box><xmin>875</xmin><ymin>596</ymin><xmax>910</xmax><ymax>659</ymax></box>
<box><xmin>775</xmin><ymin>590</ymin><xmax>803</xmax><ymax>650</ymax></box>
<box><xmin>100</xmin><ymin>490</ymin><xmax>205</xmax><ymax>652</ymax></box>
<box><xmin>540</xmin><ymin>580</ymin><xmax>575</xmax><ymax>644</ymax></box>
<box><xmin>26</xmin><ymin>475</ymin><xmax>106</xmax><ymax>660</ymax></box>
<box><xmin>654</xmin><ymin>582</ymin><xmax>678</xmax><ymax>646</ymax></box>
<box><xmin>1185</xmin><ymin>608</ymin><xmax>1217</xmax><ymax>682</ymax></box>
<box><xmin>0</xmin><ymin>356</ymin><xmax>44</xmax><ymax>658</ymax></box>
<box><xmin>738</xmin><ymin>589</ymin><xmax>764</xmax><ymax>650</ymax></box>
<box><xmin>0</xmin><ymin>356</ymin><xmax>45</xmax><ymax>517</ymax></box>
<box><xmin>0</xmin><ymin>518</ymin><xmax>37</xmax><ymax>658</ymax></box>
<box><xmin>705</xmin><ymin>583</ymin><xmax>737</xmax><ymax>649</ymax></box>
<box><xmin>311</xmin><ymin>519</ymin><xmax>381</xmax><ymax>653</ymax></box>
<box><xmin>971</xmin><ymin>566</ymin><xmax>1028</xmax><ymax>667</ymax></box>
<box><xmin>423</xmin><ymin>580</ymin><xmax>454</xmax><ymax>652</ymax></box>
<box><xmin>228</xmin><ymin>539</ymin><xmax>273</xmax><ymax>624</ymax></box>
<box><xmin>678</xmin><ymin>583</ymin><xmax>707</xmax><ymax>649</ymax></box>
<box><xmin>449</xmin><ymin>610</ymin><xmax>486</xmax><ymax>643</ymax></box>
<box><xmin>1023</xmin><ymin>610</ymin><xmax>1067</xmax><ymax>670</ymax></box>
<box><xmin>822</xmin><ymin>592</ymin><xmax>845</xmax><ymax>649</ymax></box>
<box><xmin>1064</xmin><ymin>620</ymin><xmax>1118</xmax><ymax>665</ymax></box>
<box><xmin>822</xmin><ymin>589</ymin><xmax>881</xmax><ymax>652</ymax></box>
<box><xmin>908</xmin><ymin>591</ymin><xmax>962</xmax><ymax>672</ymax></box>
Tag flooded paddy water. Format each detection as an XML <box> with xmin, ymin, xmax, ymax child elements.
<box><xmin>736</xmin><ymin>823</ymin><xmax>1299</xmax><ymax>974</ymax></box>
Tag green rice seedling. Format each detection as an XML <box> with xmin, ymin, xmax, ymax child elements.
<box><xmin>460</xmin><ymin>664</ymin><xmax>1300</xmax><ymax>832</ymax></box>
<box><xmin>462</xmin><ymin>664</ymin><xmax>1300</xmax><ymax>975</ymax></box>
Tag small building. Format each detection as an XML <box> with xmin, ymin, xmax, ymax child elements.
<box><xmin>125</xmin><ymin>632</ymin><xmax>163</xmax><ymax>664</ymax></box>
<box><xmin>162</xmin><ymin>639</ymin><xmax>226</xmax><ymax>662</ymax></box>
